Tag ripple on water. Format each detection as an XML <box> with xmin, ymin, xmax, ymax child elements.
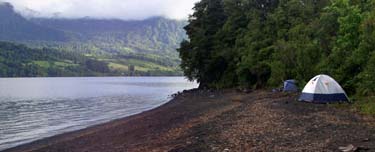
<box><xmin>0</xmin><ymin>77</ymin><xmax>198</xmax><ymax>151</ymax></box>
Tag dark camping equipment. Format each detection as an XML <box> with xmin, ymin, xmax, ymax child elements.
<box><xmin>283</xmin><ymin>80</ymin><xmax>298</xmax><ymax>92</ymax></box>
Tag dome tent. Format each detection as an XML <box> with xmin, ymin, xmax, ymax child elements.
<box><xmin>283</xmin><ymin>80</ymin><xmax>298</xmax><ymax>92</ymax></box>
<box><xmin>299</xmin><ymin>74</ymin><xmax>349</xmax><ymax>103</ymax></box>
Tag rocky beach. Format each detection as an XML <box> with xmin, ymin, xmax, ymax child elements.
<box><xmin>5</xmin><ymin>89</ymin><xmax>375</xmax><ymax>152</ymax></box>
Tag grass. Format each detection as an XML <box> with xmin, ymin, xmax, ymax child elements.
<box><xmin>355</xmin><ymin>96</ymin><xmax>375</xmax><ymax>115</ymax></box>
<box><xmin>329</xmin><ymin>96</ymin><xmax>375</xmax><ymax>116</ymax></box>
<box><xmin>33</xmin><ymin>61</ymin><xmax>50</xmax><ymax>68</ymax></box>
<box><xmin>108</xmin><ymin>62</ymin><xmax>129</xmax><ymax>71</ymax></box>
<box><xmin>104</xmin><ymin>58</ymin><xmax>176</xmax><ymax>72</ymax></box>
<box><xmin>54</xmin><ymin>61</ymin><xmax>77</xmax><ymax>67</ymax></box>
<box><xmin>335</xmin><ymin>96</ymin><xmax>375</xmax><ymax>115</ymax></box>
<box><xmin>33</xmin><ymin>60</ymin><xmax>78</xmax><ymax>68</ymax></box>
<box><xmin>135</xmin><ymin>66</ymin><xmax>149</xmax><ymax>72</ymax></box>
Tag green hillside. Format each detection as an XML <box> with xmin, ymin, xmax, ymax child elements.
<box><xmin>0</xmin><ymin>3</ymin><xmax>67</xmax><ymax>41</ymax></box>
<box><xmin>29</xmin><ymin>17</ymin><xmax>187</xmax><ymax>56</ymax></box>
<box><xmin>0</xmin><ymin>2</ymin><xmax>186</xmax><ymax>76</ymax></box>
<box><xmin>0</xmin><ymin>42</ymin><xmax>109</xmax><ymax>77</ymax></box>
<box><xmin>0</xmin><ymin>41</ymin><xmax>183</xmax><ymax>77</ymax></box>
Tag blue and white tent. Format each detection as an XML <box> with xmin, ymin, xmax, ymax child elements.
<box><xmin>283</xmin><ymin>80</ymin><xmax>298</xmax><ymax>92</ymax></box>
<box><xmin>299</xmin><ymin>74</ymin><xmax>349</xmax><ymax>103</ymax></box>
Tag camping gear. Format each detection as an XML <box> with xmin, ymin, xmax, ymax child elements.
<box><xmin>339</xmin><ymin>144</ymin><xmax>357</xmax><ymax>152</ymax></box>
<box><xmin>283</xmin><ymin>80</ymin><xmax>298</xmax><ymax>92</ymax></box>
<box><xmin>299</xmin><ymin>74</ymin><xmax>349</xmax><ymax>103</ymax></box>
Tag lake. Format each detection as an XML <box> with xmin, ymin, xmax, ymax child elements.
<box><xmin>0</xmin><ymin>77</ymin><xmax>198</xmax><ymax>151</ymax></box>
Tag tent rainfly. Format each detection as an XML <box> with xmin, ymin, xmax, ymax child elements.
<box><xmin>283</xmin><ymin>80</ymin><xmax>298</xmax><ymax>92</ymax></box>
<box><xmin>299</xmin><ymin>74</ymin><xmax>349</xmax><ymax>103</ymax></box>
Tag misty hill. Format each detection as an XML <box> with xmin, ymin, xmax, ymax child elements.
<box><xmin>30</xmin><ymin>17</ymin><xmax>187</xmax><ymax>56</ymax></box>
<box><xmin>0</xmin><ymin>41</ymin><xmax>111</xmax><ymax>77</ymax></box>
<box><xmin>0</xmin><ymin>3</ymin><xmax>67</xmax><ymax>41</ymax></box>
<box><xmin>0</xmin><ymin>2</ymin><xmax>186</xmax><ymax>76</ymax></box>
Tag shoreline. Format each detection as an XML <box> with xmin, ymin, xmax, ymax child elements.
<box><xmin>3</xmin><ymin>91</ymin><xmax>184</xmax><ymax>152</ymax></box>
<box><xmin>0</xmin><ymin>76</ymin><xmax>185</xmax><ymax>79</ymax></box>
<box><xmin>1</xmin><ymin>99</ymin><xmax>173</xmax><ymax>151</ymax></box>
<box><xmin>4</xmin><ymin>89</ymin><xmax>375</xmax><ymax>152</ymax></box>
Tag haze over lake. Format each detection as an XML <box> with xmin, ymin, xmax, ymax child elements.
<box><xmin>0</xmin><ymin>77</ymin><xmax>198</xmax><ymax>151</ymax></box>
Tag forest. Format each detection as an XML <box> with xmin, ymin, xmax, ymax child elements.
<box><xmin>0</xmin><ymin>42</ymin><xmax>112</xmax><ymax>77</ymax></box>
<box><xmin>0</xmin><ymin>2</ymin><xmax>185</xmax><ymax>77</ymax></box>
<box><xmin>0</xmin><ymin>42</ymin><xmax>184</xmax><ymax>77</ymax></box>
<box><xmin>179</xmin><ymin>0</ymin><xmax>375</xmax><ymax>112</ymax></box>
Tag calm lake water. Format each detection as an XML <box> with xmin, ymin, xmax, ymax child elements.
<box><xmin>0</xmin><ymin>77</ymin><xmax>198</xmax><ymax>151</ymax></box>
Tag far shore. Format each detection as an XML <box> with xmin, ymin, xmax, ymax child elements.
<box><xmin>0</xmin><ymin>76</ymin><xmax>186</xmax><ymax>79</ymax></box>
<box><xmin>5</xmin><ymin>89</ymin><xmax>375</xmax><ymax>152</ymax></box>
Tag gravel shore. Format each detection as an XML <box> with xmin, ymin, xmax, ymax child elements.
<box><xmin>5</xmin><ymin>89</ymin><xmax>375</xmax><ymax>152</ymax></box>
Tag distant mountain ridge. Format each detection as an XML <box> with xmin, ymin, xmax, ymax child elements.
<box><xmin>0</xmin><ymin>2</ymin><xmax>187</xmax><ymax>76</ymax></box>
<box><xmin>0</xmin><ymin>2</ymin><xmax>187</xmax><ymax>55</ymax></box>
<box><xmin>30</xmin><ymin>17</ymin><xmax>187</xmax><ymax>55</ymax></box>
<box><xmin>0</xmin><ymin>2</ymin><xmax>67</xmax><ymax>41</ymax></box>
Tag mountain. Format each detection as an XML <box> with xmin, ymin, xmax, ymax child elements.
<box><xmin>0</xmin><ymin>2</ymin><xmax>67</xmax><ymax>41</ymax></box>
<box><xmin>30</xmin><ymin>17</ymin><xmax>187</xmax><ymax>56</ymax></box>
<box><xmin>0</xmin><ymin>41</ymin><xmax>110</xmax><ymax>77</ymax></box>
<box><xmin>0</xmin><ymin>2</ymin><xmax>187</xmax><ymax>76</ymax></box>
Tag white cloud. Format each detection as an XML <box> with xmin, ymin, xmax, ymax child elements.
<box><xmin>2</xmin><ymin>0</ymin><xmax>199</xmax><ymax>20</ymax></box>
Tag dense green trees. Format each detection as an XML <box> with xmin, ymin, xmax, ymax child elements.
<box><xmin>179</xmin><ymin>0</ymin><xmax>375</xmax><ymax>96</ymax></box>
<box><xmin>0</xmin><ymin>42</ymin><xmax>184</xmax><ymax>77</ymax></box>
<box><xmin>179</xmin><ymin>0</ymin><xmax>228</xmax><ymax>87</ymax></box>
<box><xmin>0</xmin><ymin>42</ymin><xmax>110</xmax><ymax>77</ymax></box>
<box><xmin>0</xmin><ymin>3</ymin><xmax>187</xmax><ymax>77</ymax></box>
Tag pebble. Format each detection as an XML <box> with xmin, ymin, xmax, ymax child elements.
<box><xmin>363</xmin><ymin>138</ymin><xmax>370</xmax><ymax>142</ymax></box>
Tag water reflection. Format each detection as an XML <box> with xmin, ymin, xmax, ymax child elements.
<box><xmin>0</xmin><ymin>77</ymin><xmax>197</xmax><ymax>150</ymax></box>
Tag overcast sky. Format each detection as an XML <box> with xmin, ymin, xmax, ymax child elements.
<box><xmin>2</xmin><ymin>0</ymin><xmax>199</xmax><ymax>20</ymax></box>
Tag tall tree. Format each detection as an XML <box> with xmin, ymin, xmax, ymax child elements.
<box><xmin>178</xmin><ymin>0</ymin><xmax>227</xmax><ymax>87</ymax></box>
<box><xmin>178</xmin><ymin>0</ymin><xmax>375</xmax><ymax>96</ymax></box>
<box><xmin>320</xmin><ymin>0</ymin><xmax>363</xmax><ymax>93</ymax></box>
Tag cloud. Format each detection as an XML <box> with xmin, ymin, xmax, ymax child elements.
<box><xmin>2</xmin><ymin>0</ymin><xmax>200</xmax><ymax>20</ymax></box>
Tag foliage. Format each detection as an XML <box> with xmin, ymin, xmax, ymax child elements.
<box><xmin>0</xmin><ymin>42</ymin><xmax>108</xmax><ymax>77</ymax></box>
<box><xmin>0</xmin><ymin>42</ymin><xmax>182</xmax><ymax>77</ymax></box>
<box><xmin>354</xmin><ymin>96</ymin><xmax>375</xmax><ymax>115</ymax></box>
<box><xmin>0</xmin><ymin>3</ymin><xmax>67</xmax><ymax>41</ymax></box>
<box><xmin>0</xmin><ymin>3</ymin><xmax>187</xmax><ymax>76</ymax></box>
<box><xmin>179</xmin><ymin>0</ymin><xmax>375</xmax><ymax>98</ymax></box>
